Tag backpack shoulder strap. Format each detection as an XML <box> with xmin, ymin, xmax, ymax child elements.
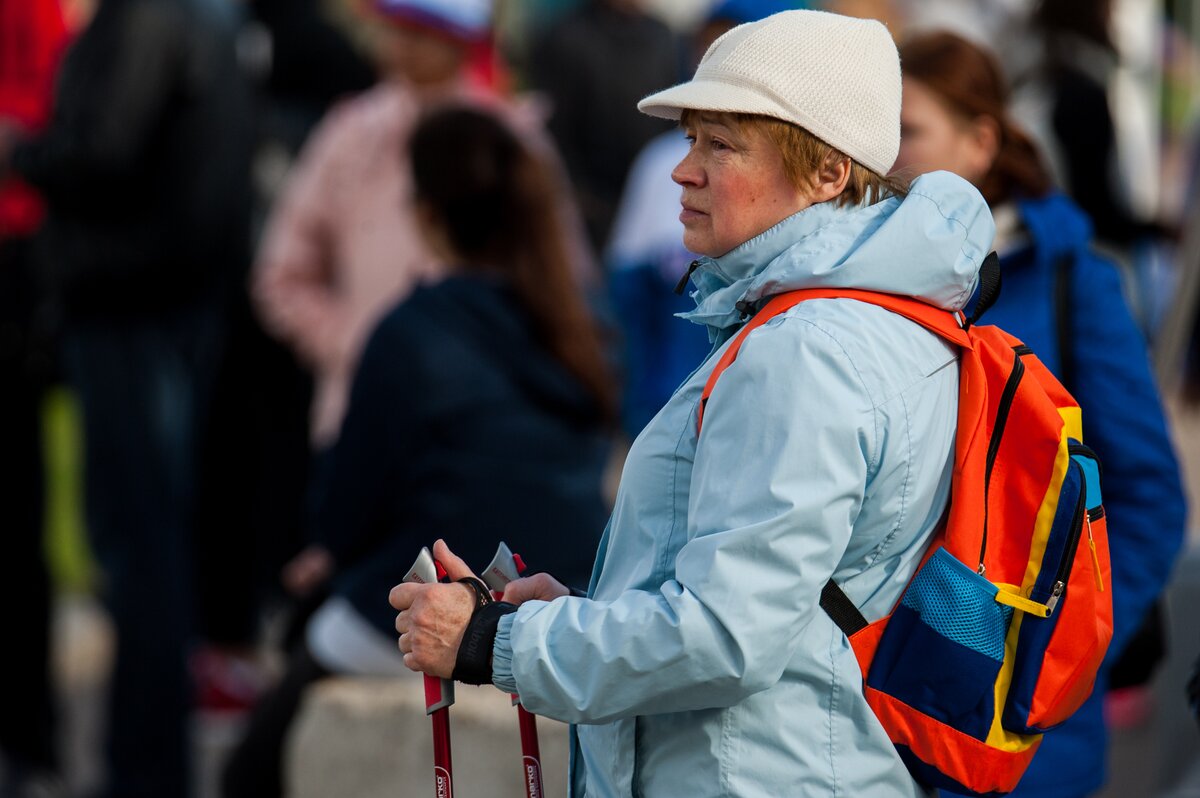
<box><xmin>820</xmin><ymin>579</ymin><xmax>869</xmax><ymax>636</ymax></box>
<box><xmin>1053</xmin><ymin>253</ymin><xmax>1076</xmax><ymax>392</ymax></box>
<box><xmin>696</xmin><ymin>288</ymin><xmax>971</xmax><ymax>433</ymax></box>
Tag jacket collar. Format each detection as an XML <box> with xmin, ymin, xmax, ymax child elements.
<box><xmin>680</xmin><ymin>171</ymin><xmax>995</xmax><ymax>333</ymax></box>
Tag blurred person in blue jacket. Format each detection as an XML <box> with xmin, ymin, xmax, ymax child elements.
<box><xmin>606</xmin><ymin>0</ymin><xmax>806</xmax><ymax>438</ymax></box>
<box><xmin>893</xmin><ymin>30</ymin><xmax>1187</xmax><ymax>798</ymax></box>
<box><xmin>2</xmin><ymin>0</ymin><xmax>255</xmax><ymax>795</ymax></box>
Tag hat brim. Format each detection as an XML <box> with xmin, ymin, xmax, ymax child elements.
<box><xmin>637</xmin><ymin>78</ymin><xmax>793</xmax><ymax>122</ymax></box>
<box><xmin>638</xmin><ymin>76</ymin><xmax>894</xmax><ymax>174</ymax></box>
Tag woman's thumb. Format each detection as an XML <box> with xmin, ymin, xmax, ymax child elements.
<box><xmin>432</xmin><ymin>538</ymin><xmax>477</xmax><ymax>581</ymax></box>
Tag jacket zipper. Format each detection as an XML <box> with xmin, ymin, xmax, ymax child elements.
<box><xmin>980</xmin><ymin>345</ymin><xmax>1029</xmax><ymax>572</ymax></box>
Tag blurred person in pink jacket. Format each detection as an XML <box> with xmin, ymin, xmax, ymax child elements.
<box><xmin>253</xmin><ymin>0</ymin><xmax>588</xmax><ymax>452</ymax></box>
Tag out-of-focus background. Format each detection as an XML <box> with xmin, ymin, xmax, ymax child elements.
<box><xmin>1</xmin><ymin>0</ymin><xmax>1199</xmax><ymax>796</ymax></box>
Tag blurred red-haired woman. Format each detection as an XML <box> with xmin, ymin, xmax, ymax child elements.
<box><xmin>894</xmin><ymin>30</ymin><xmax>1187</xmax><ymax>798</ymax></box>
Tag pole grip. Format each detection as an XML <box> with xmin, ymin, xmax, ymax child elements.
<box><xmin>403</xmin><ymin>547</ymin><xmax>456</xmax><ymax>796</ymax></box>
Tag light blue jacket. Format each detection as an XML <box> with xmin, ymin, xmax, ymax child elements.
<box><xmin>493</xmin><ymin>172</ymin><xmax>994</xmax><ymax>796</ymax></box>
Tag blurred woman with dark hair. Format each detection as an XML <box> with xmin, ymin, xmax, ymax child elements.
<box><xmin>894</xmin><ymin>30</ymin><xmax>1187</xmax><ymax>798</ymax></box>
<box><xmin>222</xmin><ymin>105</ymin><xmax>613</xmax><ymax>798</ymax></box>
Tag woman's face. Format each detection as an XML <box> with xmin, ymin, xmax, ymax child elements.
<box><xmin>373</xmin><ymin>22</ymin><xmax>466</xmax><ymax>87</ymax></box>
<box><xmin>894</xmin><ymin>78</ymin><xmax>995</xmax><ymax>185</ymax></box>
<box><xmin>672</xmin><ymin>113</ymin><xmax>813</xmax><ymax>258</ymax></box>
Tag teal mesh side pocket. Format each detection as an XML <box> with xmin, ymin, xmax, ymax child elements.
<box><xmin>902</xmin><ymin>551</ymin><xmax>1013</xmax><ymax>660</ymax></box>
<box><xmin>867</xmin><ymin>548</ymin><xmax>1014</xmax><ymax>740</ymax></box>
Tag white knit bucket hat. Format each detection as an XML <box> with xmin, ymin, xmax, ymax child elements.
<box><xmin>637</xmin><ymin>9</ymin><xmax>901</xmax><ymax>175</ymax></box>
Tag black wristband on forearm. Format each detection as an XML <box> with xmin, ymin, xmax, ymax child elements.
<box><xmin>452</xmin><ymin>601</ymin><xmax>517</xmax><ymax>685</ymax></box>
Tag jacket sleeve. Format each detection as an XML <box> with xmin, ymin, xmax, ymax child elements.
<box><xmin>493</xmin><ymin>316</ymin><xmax>874</xmax><ymax>723</ymax></box>
<box><xmin>12</xmin><ymin>3</ymin><xmax>185</xmax><ymax>199</ymax></box>
<box><xmin>1069</xmin><ymin>252</ymin><xmax>1187</xmax><ymax>654</ymax></box>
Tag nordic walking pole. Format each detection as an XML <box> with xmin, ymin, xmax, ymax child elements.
<box><xmin>481</xmin><ymin>542</ymin><xmax>544</xmax><ymax>798</ymax></box>
<box><xmin>403</xmin><ymin>547</ymin><xmax>456</xmax><ymax>798</ymax></box>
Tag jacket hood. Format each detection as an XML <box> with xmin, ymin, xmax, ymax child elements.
<box><xmin>680</xmin><ymin>171</ymin><xmax>994</xmax><ymax>331</ymax></box>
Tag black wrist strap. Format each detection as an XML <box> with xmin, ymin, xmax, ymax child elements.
<box><xmin>453</xmin><ymin>601</ymin><xmax>517</xmax><ymax>685</ymax></box>
<box><xmin>458</xmin><ymin>576</ymin><xmax>494</xmax><ymax>608</ymax></box>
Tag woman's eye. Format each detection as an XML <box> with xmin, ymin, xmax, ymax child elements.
<box><xmin>711</xmin><ymin>139</ymin><xmax>730</xmax><ymax>151</ymax></box>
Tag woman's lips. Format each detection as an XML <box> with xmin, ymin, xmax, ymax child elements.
<box><xmin>679</xmin><ymin>207</ymin><xmax>706</xmax><ymax>222</ymax></box>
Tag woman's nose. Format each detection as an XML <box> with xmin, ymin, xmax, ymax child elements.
<box><xmin>672</xmin><ymin>149</ymin><xmax>703</xmax><ymax>187</ymax></box>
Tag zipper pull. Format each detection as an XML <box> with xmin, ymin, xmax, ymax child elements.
<box><xmin>1045</xmin><ymin>580</ymin><xmax>1065</xmax><ymax>614</ymax></box>
<box><xmin>1086</xmin><ymin>515</ymin><xmax>1104</xmax><ymax>592</ymax></box>
<box><xmin>674</xmin><ymin>260</ymin><xmax>701</xmax><ymax>295</ymax></box>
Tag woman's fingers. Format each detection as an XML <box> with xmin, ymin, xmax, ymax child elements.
<box><xmin>281</xmin><ymin>545</ymin><xmax>334</xmax><ymax>596</ymax></box>
<box><xmin>502</xmin><ymin>572</ymin><xmax>571</xmax><ymax>604</ymax></box>
<box><xmin>389</xmin><ymin>582</ymin><xmax>419</xmax><ymax>611</ymax></box>
<box><xmin>390</xmin><ymin>581</ymin><xmax>477</xmax><ymax>678</ymax></box>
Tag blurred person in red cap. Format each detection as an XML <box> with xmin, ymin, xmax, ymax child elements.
<box><xmin>0</xmin><ymin>0</ymin><xmax>70</xmax><ymax>793</ymax></box>
<box><xmin>0</xmin><ymin>0</ymin><xmax>255</xmax><ymax>795</ymax></box>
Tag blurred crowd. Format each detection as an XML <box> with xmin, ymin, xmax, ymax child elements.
<box><xmin>0</xmin><ymin>0</ymin><xmax>1198</xmax><ymax>797</ymax></box>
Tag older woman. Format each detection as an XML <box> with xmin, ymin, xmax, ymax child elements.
<box><xmin>392</xmin><ymin>10</ymin><xmax>993</xmax><ymax>795</ymax></box>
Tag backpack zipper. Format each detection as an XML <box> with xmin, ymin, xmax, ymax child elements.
<box><xmin>1045</xmin><ymin>468</ymin><xmax>1087</xmax><ymax>614</ymax></box>
<box><xmin>1066</xmin><ymin>444</ymin><xmax>1106</xmax><ymax>592</ymax></box>
<box><xmin>979</xmin><ymin>345</ymin><xmax>1029</xmax><ymax>572</ymax></box>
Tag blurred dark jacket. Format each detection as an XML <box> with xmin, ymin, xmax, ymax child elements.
<box><xmin>314</xmin><ymin>274</ymin><xmax>611</xmax><ymax>634</ymax></box>
<box><xmin>12</xmin><ymin>0</ymin><xmax>254</xmax><ymax>320</ymax></box>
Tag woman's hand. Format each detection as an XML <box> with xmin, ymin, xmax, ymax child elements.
<box><xmin>502</xmin><ymin>572</ymin><xmax>571</xmax><ymax>604</ymax></box>
<box><xmin>281</xmin><ymin>545</ymin><xmax>334</xmax><ymax>596</ymax></box>
<box><xmin>389</xmin><ymin>539</ymin><xmax>478</xmax><ymax>677</ymax></box>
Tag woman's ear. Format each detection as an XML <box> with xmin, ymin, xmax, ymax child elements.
<box><xmin>414</xmin><ymin>199</ymin><xmax>458</xmax><ymax>264</ymax></box>
<box><xmin>963</xmin><ymin>115</ymin><xmax>1001</xmax><ymax>183</ymax></box>
<box><xmin>809</xmin><ymin>153</ymin><xmax>853</xmax><ymax>204</ymax></box>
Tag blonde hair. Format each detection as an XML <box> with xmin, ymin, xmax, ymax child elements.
<box><xmin>681</xmin><ymin>110</ymin><xmax>908</xmax><ymax>207</ymax></box>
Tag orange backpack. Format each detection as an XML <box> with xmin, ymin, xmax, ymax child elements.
<box><xmin>698</xmin><ymin>261</ymin><xmax>1113</xmax><ymax>795</ymax></box>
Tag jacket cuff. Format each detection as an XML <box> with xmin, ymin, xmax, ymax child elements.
<box><xmin>491</xmin><ymin>609</ymin><xmax>519</xmax><ymax>694</ymax></box>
